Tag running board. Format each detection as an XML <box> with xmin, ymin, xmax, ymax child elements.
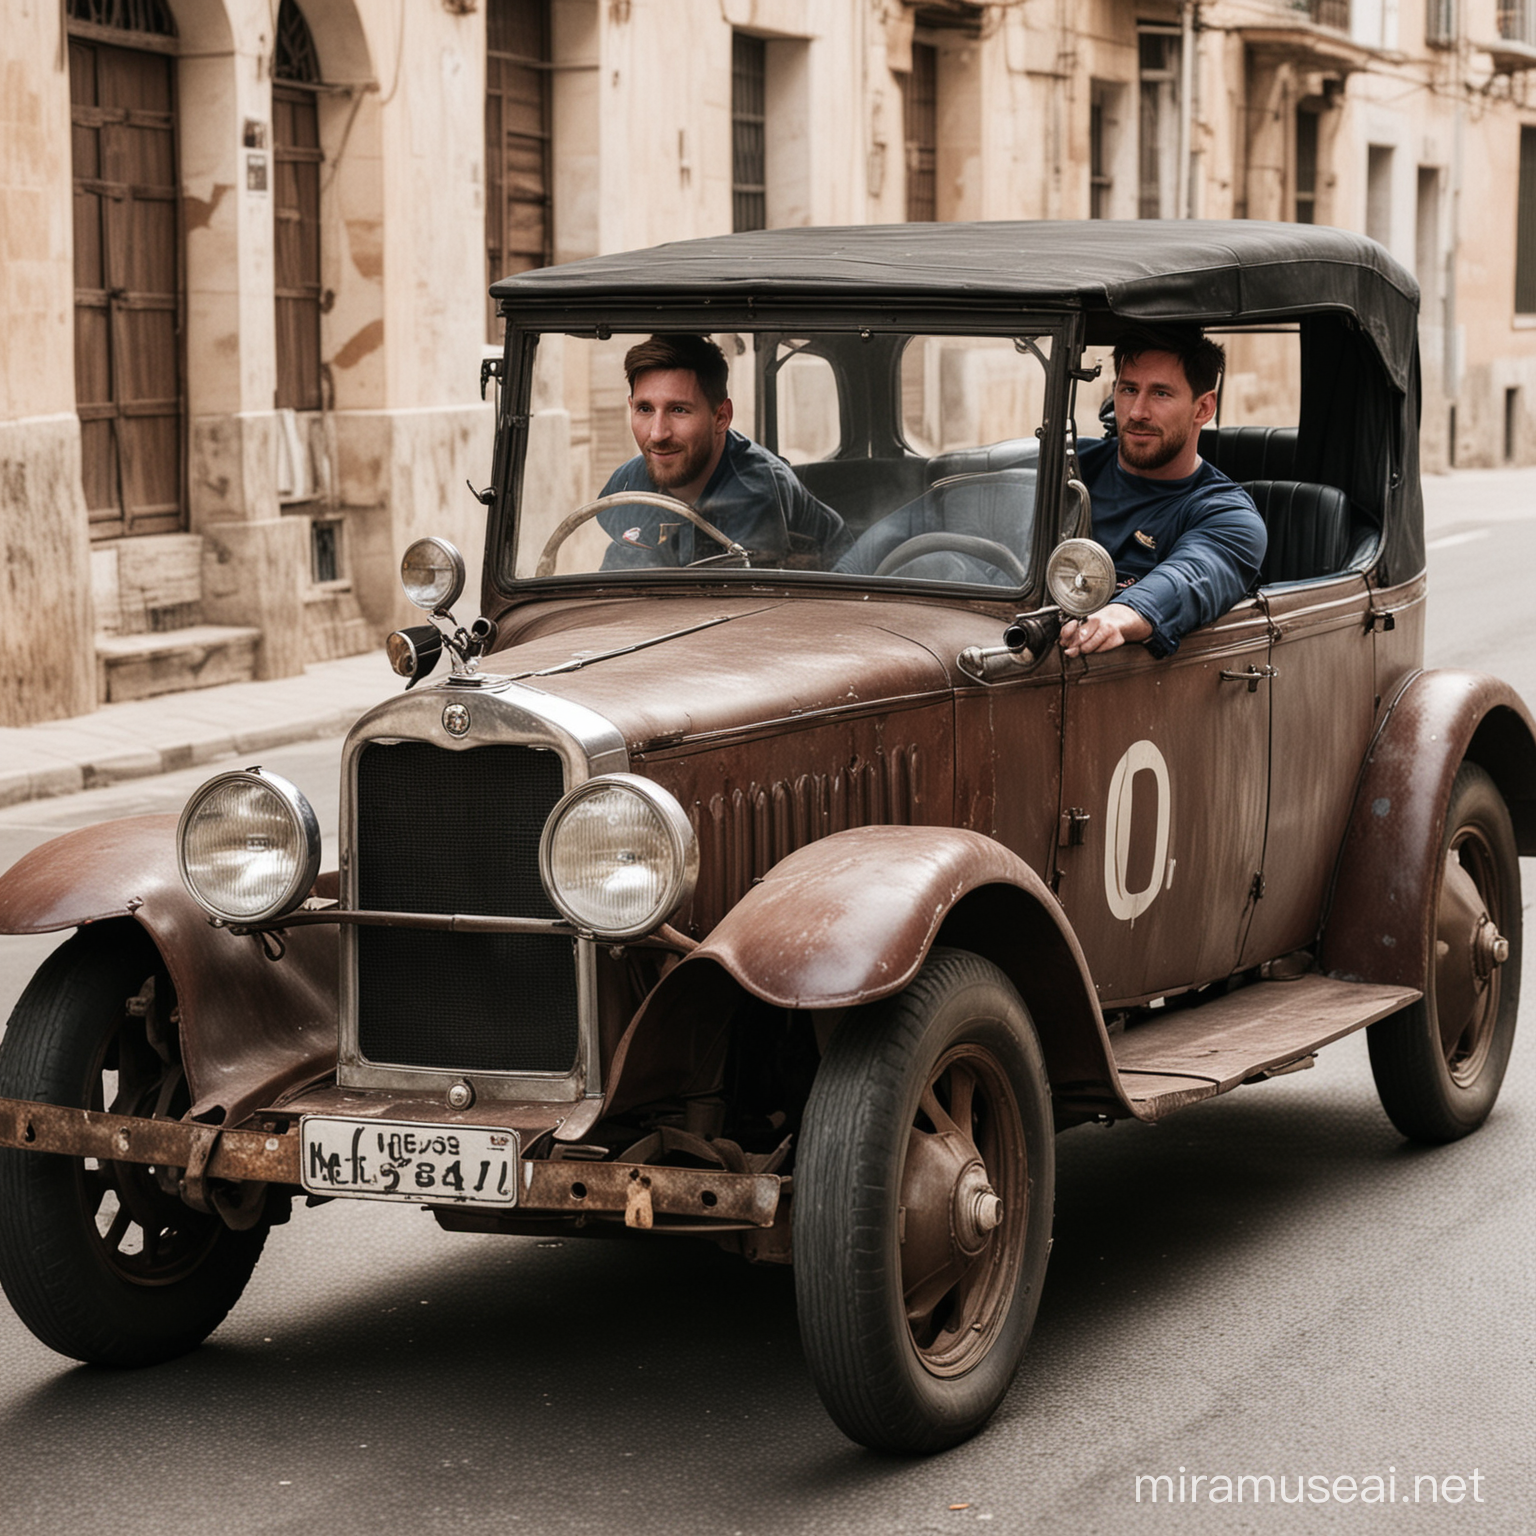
<box><xmin>1113</xmin><ymin>974</ymin><xmax>1421</xmax><ymax>1120</ymax></box>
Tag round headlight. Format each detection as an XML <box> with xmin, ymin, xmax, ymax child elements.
<box><xmin>177</xmin><ymin>769</ymin><xmax>322</xmax><ymax>924</ymax></box>
<box><xmin>400</xmin><ymin>537</ymin><xmax>466</xmax><ymax>614</ymax></box>
<box><xmin>1046</xmin><ymin>537</ymin><xmax>1117</xmax><ymax>617</ymax></box>
<box><xmin>539</xmin><ymin>775</ymin><xmax>698</xmax><ymax>940</ymax></box>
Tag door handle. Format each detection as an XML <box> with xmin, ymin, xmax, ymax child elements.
<box><xmin>1219</xmin><ymin>664</ymin><xmax>1278</xmax><ymax>693</ymax></box>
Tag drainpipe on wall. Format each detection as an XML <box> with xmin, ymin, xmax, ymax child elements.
<box><xmin>1445</xmin><ymin>8</ymin><xmax>1465</xmax><ymax>412</ymax></box>
<box><xmin>1178</xmin><ymin>0</ymin><xmax>1195</xmax><ymax>216</ymax></box>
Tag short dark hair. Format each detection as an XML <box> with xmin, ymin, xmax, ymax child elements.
<box><xmin>1113</xmin><ymin>325</ymin><xmax>1225</xmax><ymax>400</ymax></box>
<box><xmin>624</xmin><ymin>334</ymin><xmax>730</xmax><ymax>409</ymax></box>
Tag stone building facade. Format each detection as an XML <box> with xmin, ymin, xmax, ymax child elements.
<box><xmin>3</xmin><ymin>0</ymin><xmax>1535</xmax><ymax>726</ymax></box>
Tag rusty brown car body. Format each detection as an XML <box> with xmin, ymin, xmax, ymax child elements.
<box><xmin>1</xmin><ymin>222</ymin><xmax>1530</xmax><ymax>1453</ymax></box>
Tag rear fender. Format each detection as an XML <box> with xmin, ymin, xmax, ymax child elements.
<box><xmin>599</xmin><ymin>825</ymin><xmax>1132</xmax><ymax>1125</ymax></box>
<box><xmin>0</xmin><ymin>815</ymin><xmax>337</xmax><ymax>1126</ymax></box>
<box><xmin>1320</xmin><ymin>669</ymin><xmax>1536</xmax><ymax>989</ymax></box>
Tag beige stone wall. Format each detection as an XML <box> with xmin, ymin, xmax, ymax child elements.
<box><xmin>10</xmin><ymin>0</ymin><xmax>1536</xmax><ymax>723</ymax></box>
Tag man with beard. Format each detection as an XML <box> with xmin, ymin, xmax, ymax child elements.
<box><xmin>1060</xmin><ymin>327</ymin><xmax>1266</xmax><ymax>659</ymax></box>
<box><xmin>596</xmin><ymin>334</ymin><xmax>850</xmax><ymax>570</ymax></box>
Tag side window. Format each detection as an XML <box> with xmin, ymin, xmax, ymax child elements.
<box><xmin>773</xmin><ymin>349</ymin><xmax>840</xmax><ymax>464</ymax></box>
<box><xmin>899</xmin><ymin>336</ymin><xmax>1050</xmax><ymax>456</ymax></box>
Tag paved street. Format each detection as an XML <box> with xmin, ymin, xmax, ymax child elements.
<box><xmin>0</xmin><ymin>468</ymin><xmax>1533</xmax><ymax>1534</ymax></box>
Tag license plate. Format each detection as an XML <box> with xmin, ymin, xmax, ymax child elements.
<box><xmin>299</xmin><ymin>1116</ymin><xmax>520</xmax><ymax>1206</ymax></box>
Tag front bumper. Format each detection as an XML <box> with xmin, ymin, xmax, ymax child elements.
<box><xmin>0</xmin><ymin>1094</ymin><xmax>784</xmax><ymax>1230</ymax></box>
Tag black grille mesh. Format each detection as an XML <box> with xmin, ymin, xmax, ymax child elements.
<box><xmin>354</xmin><ymin>741</ymin><xmax>579</xmax><ymax>1073</ymax></box>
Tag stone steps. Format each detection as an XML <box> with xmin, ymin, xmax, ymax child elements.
<box><xmin>95</xmin><ymin>624</ymin><xmax>262</xmax><ymax>705</ymax></box>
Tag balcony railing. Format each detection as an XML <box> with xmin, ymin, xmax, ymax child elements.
<box><xmin>1289</xmin><ymin>0</ymin><xmax>1351</xmax><ymax>28</ymax></box>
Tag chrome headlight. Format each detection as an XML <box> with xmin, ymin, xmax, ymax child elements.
<box><xmin>177</xmin><ymin>769</ymin><xmax>322</xmax><ymax>924</ymax></box>
<box><xmin>539</xmin><ymin>774</ymin><xmax>698</xmax><ymax>940</ymax></box>
<box><xmin>1046</xmin><ymin>537</ymin><xmax>1117</xmax><ymax>616</ymax></box>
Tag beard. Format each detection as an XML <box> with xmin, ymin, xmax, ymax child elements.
<box><xmin>1118</xmin><ymin>420</ymin><xmax>1192</xmax><ymax>473</ymax></box>
<box><xmin>642</xmin><ymin>437</ymin><xmax>715</xmax><ymax>491</ymax></box>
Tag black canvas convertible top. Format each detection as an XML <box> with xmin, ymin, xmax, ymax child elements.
<box><xmin>494</xmin><ymin>220</ymin><xmax>1425</xmax><ymax>585</ymax></box>
<box><xmin>492</xmin><ymin>220</ymin><xmax>1420</xmax><ymax>393</ymax></box>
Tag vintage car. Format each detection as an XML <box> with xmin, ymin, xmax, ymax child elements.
<box><xmin>0</xmin><ymin>222</ymin><xmax>1530</xmax><ymax>1455</ymax></box>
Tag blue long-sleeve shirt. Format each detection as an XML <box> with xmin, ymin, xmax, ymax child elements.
<box><xmin>597</xmin><ymin>430</ymin><xmax>851</xmax><ymax>570</ymax></box>
<box><xmin>1076</xmin><ymin>438</ymin><xmax>1266</xmax><ymax>657</ymax></box>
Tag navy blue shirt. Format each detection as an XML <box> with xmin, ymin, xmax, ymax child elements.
<box><xmin>597</xmin><ymin>430</ymin><xmax>851</xmax><ymax>570</ymax></box>
<box><xmin>1076</xmin><ymin>438</ymin><xmax>1266</xmax><ymax>657</ymax></box>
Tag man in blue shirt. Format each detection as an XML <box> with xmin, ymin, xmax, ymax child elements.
<box><xmin>597</xmin><ymin>334</ymin><xmax>850</xmax><ymax>570</ymax></box>
<box><xmin>1061</xmin><ymin>328</ymin><xmax>1266</xmax><ymax>659</ymax></box>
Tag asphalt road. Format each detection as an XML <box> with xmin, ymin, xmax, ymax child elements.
<box><xmin>1</xmin><ymin>473</ymin><xmax>1534</xmax><ymax>1535</ymax></box>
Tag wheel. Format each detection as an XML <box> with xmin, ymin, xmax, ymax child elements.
<box><xmin>534</xmin><ymin>490</ymin><xmax>746</xmax><ymax>576</ymax></box>
<box><xmin>793</xmin><ymin>948</ymin><xmax>1054</xmax><ymax>1453</ymax></box>
<box><xmin>1367</xmin><ymin>762</ymin><xmax>1522</xmax><ymax>1143</ymax></box>
<box><xmin>0</xmin><ymin>924</ymin><xmax>270</xmax><ymax>1365</ymax></box>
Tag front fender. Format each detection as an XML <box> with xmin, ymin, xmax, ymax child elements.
<box><xmin>0</xmin><ymin>815</ymin><xmax>337</xmax><ymax>1126</ymax></box>
<box><xmin>599</xmin><ymin>825</ymin><xmax>1133</xmax><ymax>1125</ymax></box>
<box><xmin>1321</xmin><ymin>668</ymin><xmax>1536</xmax><ymax>989</ymax></box>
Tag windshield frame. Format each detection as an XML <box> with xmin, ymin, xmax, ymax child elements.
<box><xmin>485</xmin><ymin>300</ymin><xmax>1083</xmax><ymax>610</ymax></box>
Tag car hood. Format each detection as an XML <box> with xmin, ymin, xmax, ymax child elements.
<box><xmin>480</xmin><ymin>595</ymin><xmax>964</xmax><ymax>752</ymax></box>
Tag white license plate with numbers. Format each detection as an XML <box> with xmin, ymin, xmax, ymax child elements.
<box><xmin>300</xmin><ymin>1116</ymin><xmax>520</xmax><ymax>1206</ymax></box>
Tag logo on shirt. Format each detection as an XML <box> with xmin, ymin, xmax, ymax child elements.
<box><xmin>1134</xmin><ymin>529</ymin><xmax>1157</xmax><ymax>550</ymax></box>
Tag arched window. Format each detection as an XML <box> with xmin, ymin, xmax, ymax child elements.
<box><xmin>273</xmin><ymin>0</ymin><xmax>324</xmax><ymax>414</ymax></box>
<box><xmin>67</xmin><ymin>0</ymin><xmax>184</xmax><ymax>540</ymax></box>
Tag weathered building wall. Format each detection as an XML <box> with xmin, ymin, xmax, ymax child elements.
<box><xmin>7</xmin><ymin>0</ymin><xmax>1536</xmax><ymax>725</ymax></box>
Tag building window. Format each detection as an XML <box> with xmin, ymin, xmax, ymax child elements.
<box><xmin>1311</xmin><ymin>0</ymin><xmax>1350</xmax><ymax>28</ymax></box>
<box><xmin>1138</xmin><ymin>26</ymin><xmax>1180</xmax><ymax>219</ymax></box>
<box><xmin>1517</xmin><ymin>126</ymin><xmax>1536</xmax><ymax>313</ymax></box>
<box><xmin>902</xmin><ymin>43</ymin><xmax>938</xmax><ymax>222</ymax></box>
<box><xmin>732</xmin><ymin>32</ymin><xmax>767</xmax><ymax>232</ymax></box>
<box><xmin>1366</xmin><ymin>144</ymin><xmax>1394</xmax><ymax>249</ymax></box>
<box><xmin>273</xmin><ymin>0</ymin><xmax>323</xmax><ymax>414</ymax></box>
<box><xmin>67</xmin><ymin>0</ymin><xmax>184</xmax><ymax>541</ymax></box>
<box><xmin>1416</xmin><ymin>165</ymin><xmax>1442</xmax><ymax>314</ymax></box>
<box><xmin>486</xmin><ymin>0</ymin><xmax>552</xmax><ymax>339</ymax></box>
<box><xmin>1296</xmin><ymin>109</ymin><xmax>1319</xmax><ymax>223</ymax></box>
<box><xmin>1426</xmin><ymin>0</ymin><xmax>1457</xmax><ymax>46</ymax></box>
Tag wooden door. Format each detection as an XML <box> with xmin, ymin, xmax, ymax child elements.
<box><xmin>71</xmin><ymin>36</ymin><xmax>184</xmax><ymax>539</ymax></box>
<box><xmin>274</xmin><ymin>84</ymin><xmax>323</xmax><ymax>412</ymax></box>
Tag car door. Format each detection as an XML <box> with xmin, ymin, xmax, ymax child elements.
<box><xmin>1237</xmin><ymin>574</ymin><xmax>1377</xmax><ymax>967</ymax></box>
<box><xmin>1052</xmin><ymin>600</ymin><xmax>1273</xmax><ymax>1005</ymax></box>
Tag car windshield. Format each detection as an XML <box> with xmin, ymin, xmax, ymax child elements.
<box><xmin>503</xmin><ymin>327</ymin><xmax>1055</xmax><ymax>591</ymax></box>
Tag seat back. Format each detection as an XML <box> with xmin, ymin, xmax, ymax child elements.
<box><xmin>1243</xmin><ymin>480</ymin><xmax>1353</xmax><ymax>585</ymax></box>
<box><xmin>793</xmin><ymin>457</ymin><xmax>931</xmax><ymax>532</ymax></box>
<box><xmin>834</xmin><ymin>468</ymin><xmax>1037</xmax><ymax>581</ymax></box>
<box><xmin>926</xmin><ymin>437</ymin><xmax>1040</xmax><ymax>484</ymax></box>
<box><xmin>1200</xmin><ymin>426</ymin><xmax>1298</xmax><ymax>483</ymax></box>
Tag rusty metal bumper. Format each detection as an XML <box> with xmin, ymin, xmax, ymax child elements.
<box><xmin>0</xmin><ymin>1095</ymin><xmax>784</xmax><ymax>1229</ymax></box>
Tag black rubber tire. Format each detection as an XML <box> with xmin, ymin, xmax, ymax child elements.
<box><xmin>0</xmin><ymin>925</ymin><xmax>269</xmax><ymax>1365</ymax></box>
<box><xmin>793</xmin><ymin>948</ymin><xmax>1054</xmax><ymax>1454</ymax></box>
<box><xmin>1367</xmin><ymin>763</ymin><xmax>1522</xmax><ymax>1143</ymax></box>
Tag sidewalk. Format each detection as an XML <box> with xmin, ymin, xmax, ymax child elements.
<box><xmin>0</xmin><ymin>651</ymin><xmax>398</xmax><ymax>808</ymax></box>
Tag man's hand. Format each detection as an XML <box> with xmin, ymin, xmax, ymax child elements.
<box><xmin>1059</xmin><ymin>602</ymin><xmax>1153</xmax><ymax>657</ymax></box>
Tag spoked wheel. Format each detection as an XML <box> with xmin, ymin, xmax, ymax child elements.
<box><xmin>0</xmin><ymin>925</ymin><xmax>270</xmax><ymax>1365</ymax></box>
<box><xmin>1367</xmin><ymin>763</ymin><xmax>1522</xmax><ymax>1143</ymax></box>
<box><xmin>794</xmin><ymin>949</ymin><xmax>1054</xmax><ymax>1453</ymax></box>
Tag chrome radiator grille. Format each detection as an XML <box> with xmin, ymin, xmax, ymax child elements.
<box><xmin>353</xmin><ymin>740</ymin><xmax>578</xmax><ymax>1074</ymax></box>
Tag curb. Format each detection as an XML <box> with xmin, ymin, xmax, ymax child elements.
<box><xmin>0</xmin><ymin>655</ymin><xmax>397</xmax><ymax>810</ymax></box>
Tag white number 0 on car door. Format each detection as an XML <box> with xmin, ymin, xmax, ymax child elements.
<box><xmin>1103</xmin><ymin>740</ymin><xmax>1171</xmax><ymax>921</ymax></box>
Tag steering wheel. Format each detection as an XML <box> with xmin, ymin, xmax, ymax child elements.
<box><xmin>535</xmin><ymin>491</ymin><xmax>749</xmax><ymax>578</ymax></box>
<box><xmin>872</xmin><ymin>532</ymin><xmax>1031</xmax><ymax>585</ymax></box>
